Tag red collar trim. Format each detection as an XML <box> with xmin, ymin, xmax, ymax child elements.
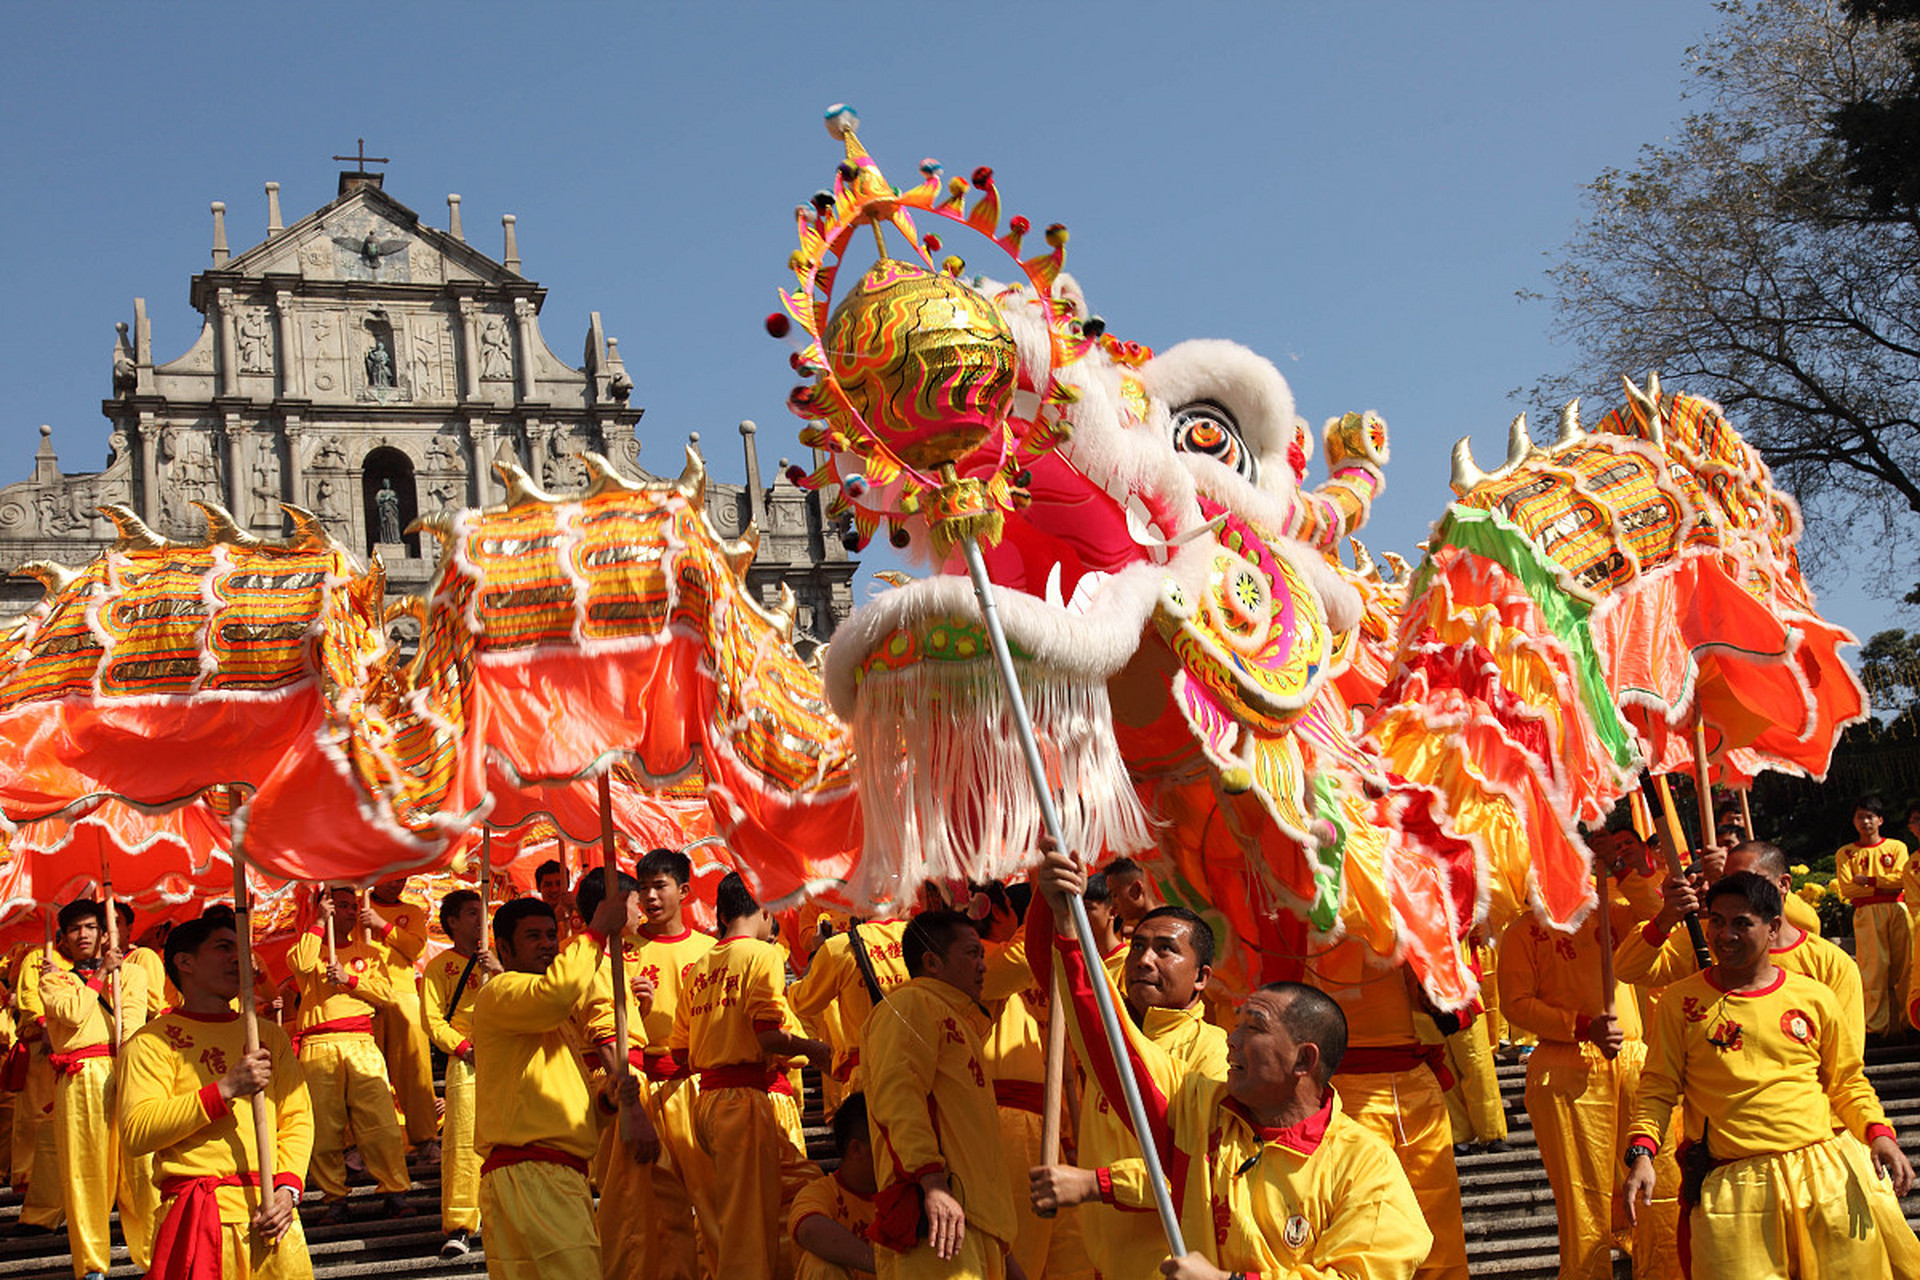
<box><xmin>1705</xmin><ymin>967</ymin><xmax>1786</xmax><ymax>997</ymax></box>
<box><xmin>643</xmin><ymin>927</ymin><xmax>693</xmax><ymax>944</ymax></box>
<box><xmin>1225</xmin><ymin>1090</ymin><xmax>1333</xmax><ymax>1156</ymax></box>
<box><xmin>174</xmin><ymin>1009</ymin><xmax>239</xmax><ymax>1023</ymax></box>
<box><xmin>1769</xmin><ymin>932</ymin><xmax>1807</xmax><ymax>956</ymax></box>
<box><xmin>1857</xmin><ymin>837</ymin><xmax>1887</xmax><ymax>848</ymax></box>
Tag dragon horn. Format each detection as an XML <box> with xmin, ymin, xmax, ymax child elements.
<box><xmin>677</xmin><ymin>443</ymin><xmax>707</xmax><ymax>504</ymax></box>
<box><xmin>1621</xmin><ymin>373</ymin><xmax>1665</xmax><ymax>448</ymax></box>
<box><xmin>408</xmin><ymin>511</ymin><xmax>457</xmax><ymax>552</ymax></box>
<box><xmin>1450</xmin><ymin>438</ymin><xmax>1487</xmax><ymax>496</ymax></box>
<box><xmin>722</xmin><ymin>525</ymin><xmax>760</xmax><ymax>577</ymax></box>
<box><xmin>280</xmin><ymin>504</ymin><xmax>333</xmax><ymax>550</ymax></box>
<box><xmin>1555</xmin><ymin>398</ymin><xmax>1583</xmax><ymax>446</ymax></box>
<box><xmin>580</xmin><ymin>451</ymin><xmax>641</xmax><ymax>497</ymax></box>
<box><xmin>99</xmin><ymin>504</ymin><xmax>170</xmax><ymax>551</ymax></box>
<box><xmin>1348</xmin><ymin>537</ymin><xmax>1376</xmax><ymax>578</ymax></box>
<box><xmin>1381</xmin><ymin>550</ymin><xmax>1411</xmax><ymax>582</ymax></box>
<box><xmin>14</xmin><ymin>559</ymin><xmax>80</xmax><ymax>595</ymax></box>
<box><xmin>771</xmin><ymin>582</ymin><xmax>798</xmax><ymax>642</ymax></box>
<box><xmin>383</xmin><ymin>595</ymin><xmax>428</xmax><ymax>626</ymax></box>
<box><xmin>192</xmin><ymin>501</ymin><xmax>261</xmax><ymax>548</ymax></box>
<box><xmin>1505</xmin><ymin>414</ymin><xmax>1531</xmax><ymax>467</ymax></box>
<box><xmin>493</xmin><ymin>452</ymin><xmax>553</xmax><ymax>508</ymax></box>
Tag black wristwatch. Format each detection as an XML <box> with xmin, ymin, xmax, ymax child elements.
<box><xmin>1623</xmin><ymin>1143</ymin><xmax>1656</xmax><ymax>1169</ymax></box>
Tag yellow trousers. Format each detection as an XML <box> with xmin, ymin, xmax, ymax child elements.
<box><xmin>1854</xmin><ymin>901</ymin><xmax>1911</xmax><ymax>1036</ymax></box>
<box><xmin>794</xmin><ymin>1256</ymin><xmax>862</xmax><ymax>1280</ymax></box>
<box><xmin>694</xmin><ymin>1086</ymin><xmax>821</xmax><ymax>1280</ymax></box>
<box><xmin>1688</xmin><ymin>1133</ymin><xmax>1920</xmax><ymax>1279</ymax></box>
<box><xmin>19</xmin><ymin>1047</ymin><xmax>64</xmax><ymax>1228</ymax></box>
<box><xmin>196</xmin><ymin>1216</ymin><xmax>314</xmax><ymax>1280</ymax></box>
<box><xmin>0</xmin><ymin>1087</ymin><xmax>13</xmax><ymax>1182</ymax></box>
<box><xmin>996</xmin><ymin>1106</ymin><xmax>1093</xmax><ymax>1280</ymax></box>
<box><xmin>598</xmin><ymin>1074</ymin><xmax>708</xmax><ymax>1280</ymax></box>
<box><xmin>1524</xmin><ymin>1039</ymin><xmax>1643</xmax><ymax>1280</ymax></box>
<box><xmin>480</xmin><ymin>1159</ymin><xmax>600</xmax><ymax>1280</ymax></box>
<box><xmin>120</xmin><ymin>1147</ymin><xmax>160</xmax><ymax>1269</ymax></box>
<box><xmin>54</xmin><ymin>1056</ymin><xmax>114</xmax><ymax>1277</ymax></box>
<box><xmin>374</xmin><ymin>1002</ymin><xmax>439</xmax><ymax>1147</ymax></box>
<box><xmin>298</xmin><ymin>1033</ymin><xmax>410</xmax><ymax>1200</ymax></box>
<box><xmin>441</xmin><ymin>1056</ymin><xmax>480</xmax><ymax>1234</ymax></box>
<box><xmin>875</xmin><ymin>1229</ymin><xmax>1007</xmax><ymax>1280</ymax></box>
<box><xmin>1335</xmin><ymin>1066</ymin><xmax>1469</xmax><ymax>1280</ymax></box>
<box><xmin>1443</xmin><ymin>1019</ymin><xmax>1506</xmax><ymax>1144</ymax></box>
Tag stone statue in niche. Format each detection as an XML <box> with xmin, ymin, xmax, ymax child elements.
<box><xmin>365</xmin><ymin>338</ymin><xmax>394</xmax><ymax>389</ymax></box>
<box><xmin>479</xmin><ymin>317</ymin><xmax>512</xmax><ymax>380</ymax></box>
<box><xmin>375</xmin><ymin>479</ymin><xmax>403</xmax><ymax>544</ymax></box>
<box><xmin>249</xmin><ymin>440</ymin><xmax>281</xmax><ymax>528</ymax></box>
<box><xmin>238</xmin><ymin>309</ymin><xmax>273</xmax><ymax>374</ymax></box>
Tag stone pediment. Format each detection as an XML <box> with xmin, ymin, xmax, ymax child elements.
<box><xmin>210</xmin><ymin>184</ymin><xmax>525</xmax><ymax>296</ymax></box>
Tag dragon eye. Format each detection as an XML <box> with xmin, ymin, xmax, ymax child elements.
<box><xmin>1170</xmin><ymin>401</ymin><xmax>1257</xmax><ymax>482</ymax></box>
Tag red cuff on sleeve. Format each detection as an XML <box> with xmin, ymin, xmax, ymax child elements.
<box><xmin>1866</xmin><ymin>1123</ymin><xmax>1897</xmax><ymax>1145</ymax></box>
<box><xmin>273</xmin><ymin>1172</ymin><xmax>303</xmax><ymax>1195</ymax></box>
<box><xmin>751</xmin><ymin>1017</ymin><xmax>784</xmax><ymax>1033</ymax></box>
<box><xmin>345</xmin><ymin>975</ymin><xmax>359</xmax><ymax>990</ymax></box>
<box><xmin>378</xmin><ymin>921</ymin><xmax>397</xmax><ymax>942</ymax></box>
<box><xmin>198</xmin><ymin>1081</ymin><xmax>231</xmax><ymax>1120</ymax></box>
<box><xmin>582</xmin><ymin>928</ymin><xmax>609</xmax><ymax>950</ymax></box>
<box><xmin>1627</xmin><ymin>1134</ymin><xmax>1659</xmax><ymax>1156</ymax></box>
<box><xmin>454</xmin><ymin>1039</ymin><xmax>471</xmax><ymax>1057</ymax></box>
<box><xmin>1642</xmin><ymin>920</ymin><xmax>1671</xmax><ymax>945</ymax></box>
<box><xmin>1573</xmin><ymin>1014</ymin><xmax>1593</xmax><ymax>1042</ymax></box>
<box><xmin>306</xmin><ymin>923</ymin><xmax>325</xmax><ymax>938</ymax></box>
<box><xmin>1096</xmin><ymin>1166</ymin><xmax>1116</xmax><ymax>1205</ymax></box>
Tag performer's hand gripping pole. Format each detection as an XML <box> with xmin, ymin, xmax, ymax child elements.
<box><xmin>959</xmin><ymin>535</ymin><xmax>1188</xmax><ymax>1257</ymax></box>
<box><xmin>598</xmin><ymin>771</ymin><xmax>636</xmax><ymax>1143</ymax></box>
<box><xmin>1636</xmin><ymin>772</ymin><xmax>1712</xmax><ymax>971</ymax></box>
<box><xmin>231</xmin><ymin>839</ymin><xmax>277</xmax><ymax>1231</ymax></box>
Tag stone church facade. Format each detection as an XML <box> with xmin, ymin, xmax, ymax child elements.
<box><xmin>0</xmin><ymin>167</ymin><xmax>857</xmax><ymax>649</ymax></box>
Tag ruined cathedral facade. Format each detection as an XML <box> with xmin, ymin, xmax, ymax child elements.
<box><xmin>0</xmin><ymin>168</ymin><xmax>856</xmax><ymax>648</ymax></box>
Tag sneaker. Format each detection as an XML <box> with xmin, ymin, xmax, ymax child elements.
<box><xmin>383</xmin><ymin>1193</ymin><xmax>417</xmax><ymax>1218</ymax></box>
<box><xmin>1486</xmin><ymin>1138</ymin><xmax>1513</xmax><ymax>1154</ymax></box>
<box><xmin>344</xmin><ymin>1148</ymin><xmax>366</xmax><ymax>1175</ymax></box>
<box><xmin>1452</xmin><ymin>1142</ymin><xmax>1471</xmax><ymax>1157</ymax></box>
<box><xmin>316</xmin><ymin>1201</ymin><xmax>351</xmax><ymax>1227</ymax></box>
<box><xmin>84</xmin><ymin>1272</ymin><xmax>105</xmax><ymax>1280</ymax></box>
<box><xmin>439</xmin><ymin>1231</ymin><xmax>471</xmax><ymax>1259</ymax></box>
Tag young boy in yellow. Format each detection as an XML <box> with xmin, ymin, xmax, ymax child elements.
<box><xmin>39</xmin><ymin>899</ymin><xmax>149</xmax><ymax>1280</ymax></box>
<box><xmin>1624</xmin><ymin>871</ymin><xmax>1920</xmax><ymax>1277</ymax></box>
<box><xmin>366</xmin><ymin>875</ymin><xmax>439</xmax><ymax>1151</ymax></box>
<box><xmin>864</xmin><ymin>910</ymin><xmax>1017</xmax><ymax>1280</ymax></box>
<box><xmin>670</xmin><ymin>872</ymin><xmax>828</xmax><ymax>1280</ymax></box>
<box><xmin>789</xmin><ymin>1092</ymin><xmax>879</xmax><ymax>1280</ymax></box>
<box><xmin>421</xmin><ymin>889</ymin><xmax>499</xmax><ymax>1259</ymax></box>
<box><xmin>121</xmin><ymin>913</ymin><xmax>314</xmax><ymax>1280</ymax></box>
<box><xmin>472</xmin><ymin>888</ymin><xmax>634</xmax><ymax>1280</ymax></box>
<box><xmin>284</xmin><ymin>886</ymin><xmax>411</xmax><ymax>1221</ymax></box>
<box><xmin>1833</xmin><ymin>796</ymin><xmax>1909</xmax><ymax>1038</ymax></box>
<box><xmin>1025</xmin><ymin>844</ymin><xmax>1433</xmax><ymax>1280</ymax></box>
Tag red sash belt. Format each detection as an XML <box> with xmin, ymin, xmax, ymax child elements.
<box><xmin>832</xmin><ymin>1048</ymin><xmax>860</xmax><ymax>1083</ymax></box>
<box><xmin>640</xmin><ymin>1050</ymin><xmax>687</xmax><ymax>1082</ymax></box>
<box><xmin>994</xmin><ymin>1079</ymin><xmax>1047</xmax><ymax>1114</ymax></box>
<box><xmin>1855</xmin><ymin>893</ymin><xmax>1904</xmax><ymax>907</ymax></box>
<box><xmin>291</xmin><ymin>1015</ymin><xmax>373</xmax><ymax>1052</ymax></box>
<box><xmin>48</xmin><ymin>1043</ymin><xmax>111</xmax><ymax>1076</ymax></box>
<box><xmin>1337</xmin><ymin>1044</ymin><xmax>1454</xmax><ymax>1091</ymax></box>
<box><xmin>698</xmin><ymin>1063</ymin><xmax>794</xmax><ymax>1095</ymax></box>
<box><xmin>148</xmin><ymin>1170</ymin><xmax>298</xmax><ymax>1280</ymax></box>
<box><xmin>481</xmin><ymin>1143</ymin><xmax>590</xmax><ymax>1177</ymax></box>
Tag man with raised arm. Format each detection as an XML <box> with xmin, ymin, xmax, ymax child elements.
<box><xmin>472</xmin><ymin>886</ymin><xmax>635</xmax><ymax>1280</ymax></box>
<box><xmin>1623</xmin><ymin>871</ymin><xmax>1920</xmax><ymax>1275</ymax></box>
<box><xmin>1027</xmin><ymin>841</ymin><xmax>1432</xmax><ymax>1280</ymax></box>
<box><xmin>121</xmin><ymin>913</ymin><xmax>314</xmax><ymax>1280</ymax></box>
<box><xmin>421</xmin><ymin>888</ymin><xmax>499</xmax><ymax>1259</ymax></box>
<box><xmin>863</xmin><ymin>909</ymin><xmax>1017</xmax><ymax>1280</ymax></box>
<box><xmin>365</xmin><ymin>875</ymin><xmax>439</xmax><ymax>1153</ymax></box>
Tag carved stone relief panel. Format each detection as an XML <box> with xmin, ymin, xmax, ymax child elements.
<box><xmin>423</xmin><ymin>430</ymin><xmax>466</xmax><ymax>476</ymax></box>
<box><xmin>156</xmin><ymin>424</ymin><xmax>223</xmax><ymax>536</ymax></box>
<box><xmin>478</xmin><ymin>315</ymin><xmax>513</xmax><ymax>381</ymax></box>
<box><xmin>247</xmin><ymin>434</ymin><xmax>283</xmax><ymax>529</ymax></box>
<box><xmin>329</xmin><ymin>215</ymin><xmax>412</xmax><ymax>284</ymax></box>
<box><xmin>539</xmin><ymin>426</ymin><xmax>590</xmax><ymax>493</ymax></box>
<box><xmin>307</xmin><ymin>312</ymin><xmax>344</xmax><ymax>395</ymax></box>
<box><xmin>405</xmin><ymin>315</ymin><xmax>452</xmax><ymax>403</ymax></box>
<box><xmin>300</xmin><ymin>237</ymin><xmax>336</xmax><ymax>281</ymax></box>
<box><xmin>237</xmin><ymin>307</ymin><xmax>275</xmax><ymax>374</ymax></box>
<box><xmin>308</xmin><ymin>474</ymin><xmax>350</xmax><ymax>539</ymax></box>
<box><xmin>411</xmin><ymin>245</ymin><xmax>443</xmax><ymax>285</ymax></box>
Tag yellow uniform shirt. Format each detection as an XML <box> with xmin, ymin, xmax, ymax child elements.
<box><xmin>787</xmin><ymin>1170</ymin><xmax>877</xmax><ymax>1267</ymax></box>
<box><xmin>368</xmin><ymin>894</ymin><xmax>431</xmax><ymax>1015</ymax></box>
<box><xmin>1783</xmin><ymin>891</ymin><xmax>1822</xmax><ymax>937</ymax></box>
<box><xmin>16</xmin><ymin>948</ymin><xmax>61</xmax><ymax>1024</ymax></box>
<box><xmin>285</xmin><ymin>929</ymin><xmax>391</xmax><ymax>1030</ymax></box>
<box><xmin>1836</xmin><ymin>838</ymin><xmax>1909</xmax><ymax>903</ymax></box>
<box><xmin>120</xmin><ymin>1011</ymin><xmax>314</xmax><ymax>1221</ymax></box>
<box><xmin>788</xmin><ymin>920</ymin><xmax>908</xmax><ymax>1079</ymax></box>
<box><xmin>1310</xmin><ymin>936</ymin><xmax>1422</xmax><ymax>1048</ymax></box>
<box><xmin>671</xmin><ymin>936</ymin><xmax>792</xmax><ymax>1073</ymax></box>
<box><xmin>864</xmin><ymin>976</ymin><xmax>1019</xmax><ymax>1246</ymax></box>
<box><xmin>125</xmin><ymin>946</ymin><xmax>169</xmax><ymax>1017</ymax></box>
<box><xmin>421</xmin><ymin>948</ymin><xmax>488</xmax><ymax>1056</ymax></box>
<box><xmin>981</xmin><ymin>931</ymin><xmax>1048</xmax><ymax>1088</ymax></box>
<box><xmin>471</xmin><ymin>930</ymin><xmax>608</xmax><ymax>1161</ymax></box>
<box><xmin>1106</xmin><ymin>1089</ymin><xmax>1432</xmax><ymax>1279</ymax></box>
<box><xmin>40</xmin><ymin>958</ymin><xmax>149</xmax><ymax>1053</ymax></box>
<box><xmin>589</xmin><ymin>926</ymin><xmax>715</xmax><ymax>1060</ymax></box>
<box><xmin>1498</xmin><ymin>905</ymin><xmax>1643</xmax><ymax>1045</ymax></box>
<box><xmin>1630</xmin><ymin>969</ymin><xmax>1891</xmax><ymax>1161</ymax></box>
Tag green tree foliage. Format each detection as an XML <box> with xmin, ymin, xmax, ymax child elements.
<box><xmin>1833</xmin><ymin>0</ymin><xmax>1920</xmax><ymax>219</ymax></box>
<box><xmin>1540</xmin><ymin>1</ymin><xmax>1920</xmax><ymax>582</ymax></box>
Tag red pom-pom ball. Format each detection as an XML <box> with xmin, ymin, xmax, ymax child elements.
<box><xmin>765</xmin><ymin>313</ymin><xmax>792</xmax><ymax>339</ymax></box>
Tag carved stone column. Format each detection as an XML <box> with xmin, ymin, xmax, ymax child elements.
<box><xmin>273</xmin><ymin>290</ymin><xmax>300</xmax><ymax>399</ymax></box>
<box><xmin>457</xmin><ymin>296</ymin><xmax>481</xmax><ymax>402</ymax></box>
<box><xmin>469</xmin><ymin>415</ymin><xmax>494</xmax><ymax>505</ymax></box>
<box><xmin>224</xmin><ymin>410</ymin><xmax>246</xmax><ymax>528</ymax></box>
<box><xmin>137</xmin><ymin>413</ymin><xmax>160</xmax><ymax>524</ymax></box>
<box><xmin>216</xmin><ymin>288</ymin><xmax>239</xmax><ymax>397</ymax></box>
<box><xmin>284</xmin><ymin>413</ymin><xmax>305</xmax><ymax>516</ymax></box>
<box><xmin>512</xmin><ymin>298</ymin><xmax>537</xmax><ymax>403</ymax></box>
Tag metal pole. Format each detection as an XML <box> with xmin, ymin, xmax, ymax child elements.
<box><xmin>231</xmin><ymin>845</ymin><xmax>277</xmax><ymax>1228</ymax></box>
<box><xmin>959</xmin><ymin>535</ymin><xmax>1186</xmax><ymax>1255</ymax></box>
<box><xmin>480</xmin><ymin>829</ymin><xmax>493</xmax><ymax>952</ymax></box>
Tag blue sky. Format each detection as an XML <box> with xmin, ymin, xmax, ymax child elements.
<box><xmin>4</xmin><ymin>2</ymin><xmax>1898</xmax><ymax>646</ymax></box>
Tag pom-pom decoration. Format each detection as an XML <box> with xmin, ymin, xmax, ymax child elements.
<box><xmin>775</xmin><ymin>106</ymin><xmax>1093</xmax><ymax>561</ymax></box>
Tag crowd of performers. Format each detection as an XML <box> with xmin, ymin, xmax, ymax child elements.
<box><xmin>3</xmin><ymin>801</ymin><xmax>1920</xmax><ymax>1280</ymax></box>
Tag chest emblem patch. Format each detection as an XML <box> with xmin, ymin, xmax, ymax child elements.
<box><xmin>1285</xmin><ymin>1213</ymin><xmax>1312</xmax><ymax>1248</ymax></box>
<box><xmin>1780</xmin><ymin>1008</ymin><xmax>1814</xmax><ymax>1045</ymax></box>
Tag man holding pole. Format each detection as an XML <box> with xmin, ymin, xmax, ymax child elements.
<box><xmin>1024</xmin><ymin>843</ymin><xmax>1433</xmax><ymax>1280</ymax></box>
<box><xmin>39</xmin><ymin>898</ymin><xmax>148</xmax><ymax>1280</ymax></box>
<box><xmin>365</xmin><ymin>875</ymin><xmax>440</xmax><ymax>1153</ymax></box>
<box><xmin>121</xmin><ymin>912</ymin><xmax>314</xmax><ymax>1280</ymax></box>
<box><xmin>472</xmin><ymin>889</ymin><xmax>635</xmax><ymax>1280</ymax></box>
<box><xmin>422</xmin><ymin>889</ymin><xmax>498</xmax><ymax>1259</ymax></box>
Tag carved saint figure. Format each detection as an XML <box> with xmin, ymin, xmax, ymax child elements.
<box><xmin>366</xmin><ymin>338</ymin><xmax>394</xmax><ymax>389</ymax></box>
<box><xmin>479</xmin><ymin>317</ymin><xmax>512</xmax><ymax>380</ymax></box>
<box><xmin>313</xmin><ymin>436</ymin><xmax>348</xmax><ymax>470</ymax></box>
<box><xmin>376</xmin><ymin>478</ymin><xmax>403</xmax><ymax>544</ymax></box>
<box><xmin>314</xmin><ymin>478</ymin><xmax>343</xmax><ymax>521</ymax></box>
<box><xmin>249</xmin><ymin>442</ymin><xmax>282</xmax><ymax>528</ymax></box>
<box><xmin>238</xmin><ymin>310</ymin><xmax>273</xmax><ymax>373</ymax></box>
<box><xmin>411</xmin><ymin>330</ymin><xmax>437</xmax><ymax>398</ymax></box>
<box><xmin>425</xmin><ymin>434</ymin><xmax>461</xmax><ymax>473</ymax></box>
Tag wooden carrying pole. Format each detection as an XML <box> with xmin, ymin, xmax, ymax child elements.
<box><xmin>231</xmin><ymin>847</ymin><xmax>277</xmax><ymax>1226</ymax></box>
<box><xmin>1593</xmin><ymin>861</ymin><xmax>1617</xmax><ymax>1059</ymax></box>
<box><xmin>1691</xmin><ymin>713</ymin><xmax>1717</xmax><ymax>850</ymax></box>
<box><xmin>1639</xmin><ymin>773</ymin><xmax>1713</xmax><ymax>971</ymax></box>
<box><xmin>101</xmin><ymin>864</ymin><xmax>123</xmax><ymax>1051</ymax></box>
<box><xmin>598</xmin><ymin>772</ymin><xmax>634</xmax><ymax>1141</ymax></box>
<box><xmin>480</xmin><ymin>829</ymin><xmax>493</xmax><ymax>951</ymax></box>
<box><xmin>1037</xmin><ymin>967</ymin><xmax>1068</xmax><ymax>1217</ymax></box>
